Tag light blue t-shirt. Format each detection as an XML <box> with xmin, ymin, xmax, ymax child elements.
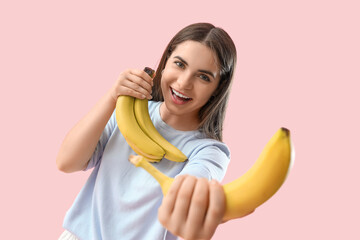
<box><xmin>63</xmin><ymin>101</ymin><xmax>230</xmax><ymax>240</ymax></box>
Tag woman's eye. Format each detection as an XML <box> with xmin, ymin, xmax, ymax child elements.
<box><xmin>175</xmin><ymin>61</ymin><xmax>185</xmax><ymax>68</ymax></box>
<box><xmin>199</xmin><ymin>74</ymin><xmax>210</xmax><ymax>82</ymax></box>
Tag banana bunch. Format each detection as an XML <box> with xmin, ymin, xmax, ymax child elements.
<box><xmin>128</xmin><ymin>128</ymin><xmax>294</xmax><ymax>221</ymax></box>
<box><xmin>115</xmin><ymin>67</ymin><xmax>187</xmax><ymax>163</ymax></box>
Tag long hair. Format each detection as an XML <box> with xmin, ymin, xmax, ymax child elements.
<box><xmin>151</xmin><ymin>23</ymin><xmax>237</xmax><ymax>142</ymax></box>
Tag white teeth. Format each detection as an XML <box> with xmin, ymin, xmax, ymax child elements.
<box><xmin>172</xmin><ymin>88</ymin><xmax>191</xmax><ymax>99</ymax></box>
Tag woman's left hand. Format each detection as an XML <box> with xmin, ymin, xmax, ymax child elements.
<box><xmin>158</xmin><ymin>175</ymin><xmax>226</xmax><ymax>240</ymax></box>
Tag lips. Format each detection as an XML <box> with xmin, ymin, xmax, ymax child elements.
<box><xmin>170</xmin><ymin>87</ymin><xmax>192</xmax><ymax>105</ymax></box>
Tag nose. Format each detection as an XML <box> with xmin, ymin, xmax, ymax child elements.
<box><xmin>176</xmin><ymin>71</ymin><xmax>193</xmax><ymax>90</ymax></box>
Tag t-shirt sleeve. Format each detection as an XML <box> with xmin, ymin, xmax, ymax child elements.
<box><xmin>83</xmin><ymin>110</ymin><xmax>117</xmax><ymax>171</ymax></box>
<box><xmin>179</xmin><ymin>141</ymin><xmax>231</xmax><ymax>182</ymax></box>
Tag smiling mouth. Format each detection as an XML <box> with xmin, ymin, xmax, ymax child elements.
<box><xmin>170</xmin><ymin>87</ymin><xmax>192</xmax><ymax>103</ymax></box>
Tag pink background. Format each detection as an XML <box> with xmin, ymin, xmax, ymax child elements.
<box><xmin>1</xmin><ymin>0</ymin><xmax>359</xmax><ymax>239</ymax></box>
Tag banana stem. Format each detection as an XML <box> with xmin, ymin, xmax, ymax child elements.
<box><xmin>128</xmin><ymin>155</ymin><xmax>174</xmax><ymax>195</ymax></box>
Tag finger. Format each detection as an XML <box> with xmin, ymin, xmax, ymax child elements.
<box><xmin>204</xmin><ymin>180</ymin><xmax>226</xmax><ymax>233</ymax></box>
<box><xmin>120</xmin><ymin>80</ymin><xmax>152</xmax><ymax>99</ymax></box>
<box><xmin>126</xmin><ymin>73</ymin><xmax>153</xmax><ymax>96</ymax></box>
<box><xmin>116</xmin><ymin>85</ymin><xmax>148</xmax><ymax>99</ymax></box>
<box><xmin>120</xmin><ymin>71</ymin><xmax>152</xmax><ymax>96</ymax></box>
<box><xmin>171</xmin><ymin>175</ymin><xmax>197</xmax><ymax>223</ymax></box>
<box><xmin>184</xmin><ymin>178</ymin><xmax>209</xmax><ymax>238</ymax></box>
<box><xmin>158</xmin><ymin>175</ymin><xmax>187</xmax><ymax>226</ymax></box>
<box><xmin>129</xmin><ymin>69</ymin><xmax>154</xmax><ymax>89</ymax></box>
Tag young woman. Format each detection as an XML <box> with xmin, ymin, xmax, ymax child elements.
<box><xmin>57</xmin><ymin>22</ymin><xmax>237</xmax><ymax>240</ymax></box>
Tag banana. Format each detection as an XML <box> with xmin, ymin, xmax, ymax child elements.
<box><xmin>128</xmin><ymin>127</ymin><xmax>294</xmax><ymax>221</ymax></box>
<box><xmin>134</xmin><ymin>67</ymin><xmax>187</xmax><ymax>162</ymax></box>
<box><xmin>134</xmin><ymin>98</ymin><xmax>188</xmax><ymax>162</ymax></box>
<box><xmin>222</xmin><ymin>127</ymin><xmax>293</xmax><ymax>220</ymax></box>
<box><xmin>115</xmin><ymin>95</ymin><xmax>165</xmax><ymax>162</ymax></box>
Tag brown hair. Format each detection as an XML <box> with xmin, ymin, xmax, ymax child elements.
<box><xmin>152</xmin><ymin>23</ymin><xmax>237</xmax><ymax>141</ymax></box>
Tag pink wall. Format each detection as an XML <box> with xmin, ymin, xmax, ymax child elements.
<box><xmin>1</xmin><ymin>0</ymin><xmax>359</xmax><ymax>239</ymax></box>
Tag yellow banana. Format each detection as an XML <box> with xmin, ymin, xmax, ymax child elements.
<box><xmin>128</xmin><ymin>127</ymin><xmax>294</xmax><ymax>221</ymax></box>
<box><xmin>134</xmin><ymin>98</ymin><xmax>188</xmax><ymax>162</ymax></box>
<box><xmin>222</xmin><ymin>127</ymin><xmax>293</xmax><ymax>220</ymax></box>
<box><xmin>133</xmin><ymin>67</ymin><xmax>187</xmax><ymax>162</ymax></box>
<box><xmin>115</xmin><ymin>95</ymin><xmax>165</xmax><ymax>162</ymax></box>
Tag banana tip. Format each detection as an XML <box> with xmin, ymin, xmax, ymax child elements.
<box><xmin>281</xmin><ymin>127</ymin><xmax>290</xmax><ymax>136</ymax></box>
<box><xmin>128</xmin><ymin>155</ymin><xmax>142</xmax><ymax>167</ymax></box>
<box><xmin>144</xmin><ymin>67</ymin><xmax>155</xmax><ymax>78</ymax></box>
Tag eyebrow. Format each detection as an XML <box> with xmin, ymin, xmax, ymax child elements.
<box><xmin>173</xmin><ymin>56</ymin><xmax>216</xmax><ymax>79</ymax></box>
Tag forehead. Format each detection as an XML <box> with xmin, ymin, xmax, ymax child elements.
<box><xmin>170</xmin><ymin>40</ymin><xmax>219</xmax><ymax>72</ymax></box>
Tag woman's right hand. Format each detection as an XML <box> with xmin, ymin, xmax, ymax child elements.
<box><xmin>110</xmin><ymin>69</ymin><xmax>154</xmax><ymax>102</ymax></box>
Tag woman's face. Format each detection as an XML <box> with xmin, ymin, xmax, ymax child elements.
<box><xmin>160</xmin><ymin>40</ymin><xmax>220</xmax><ymax>123</ymax></box>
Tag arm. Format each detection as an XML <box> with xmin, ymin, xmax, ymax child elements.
<box><xmin>158</xmin><ymin>143</ymin><xmax>254</xmax><ymax>239</ymax></box>
<box><xmin>56</xmin><ymin>69</ymin><xmax>154</xmax><ymax>173</ymax></box>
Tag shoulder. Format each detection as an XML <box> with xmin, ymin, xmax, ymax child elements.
<box><xmin>180</xmin><ymin>137</ymin><xmax>231</xmax><ymax>181</ymax></box>
<box><xmin>184</xmin><ymin>136</ymin><xmax>231</xmax><ymax>161</ymax></box>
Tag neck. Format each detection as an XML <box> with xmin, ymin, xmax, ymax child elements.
<box><xmin>159</xmin><ymin>103</ymin><xmax>200</xmax><ymax>131</ymax></box>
